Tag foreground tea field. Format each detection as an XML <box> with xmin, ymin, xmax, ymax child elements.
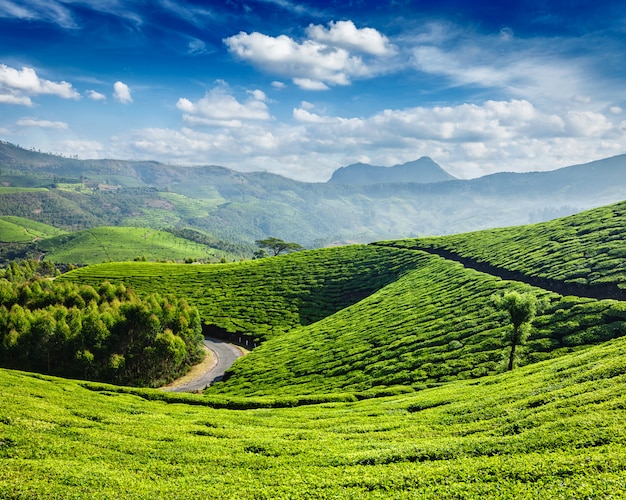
<box><xmin>1</xmin><ymin>334</ymin><xmax>625</xmax><ymax>498</ymax></box>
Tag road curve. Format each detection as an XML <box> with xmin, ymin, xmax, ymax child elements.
<box><xmin>163</xmin><ymin>337</ymin><xmax>243</xmax><ymax>393</ymax></box>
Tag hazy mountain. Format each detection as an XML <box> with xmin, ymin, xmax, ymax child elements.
<box><xmin>0</xmin><ymin>141</ymin><xmax>625</xmax><ymax>246</ymax></box>
<box><xmin>327</xmin><ymin>157</ymin><xmax>457</xmax><ymax>185</ymax></box>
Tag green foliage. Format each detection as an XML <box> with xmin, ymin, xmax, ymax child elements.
<box><xmin>255</xmin><ymin>236</ymin><xmax>304</xmax><ymax>256</ymax></box>
<box><xmin>386</xmin><ymin>200</ymin><xmax>626</xmax><ymax>290</ymax></box>
<box><xmin>0</xmin><ymin>278</ymin><xmax>203</xmax><ymax>386</ymax></box>
<box><xmin>60</xmin><ymin>245</ymin><xmax>422</xmax><ymax>341</ymax></box>
<box><xmin>0</xmin><ymin>216</ymin><xmax>65</xmax><ymax>243</ymax></box>
<box><xmin>493</xmin><ymin>291</ymin><xmax>537</xmax><ymax>370</ymax></box>
<box><xmin>0</xmin><ymin>334</ymin><xmax>625</xmax><ymax>498</ymax></box>
<box><xmin>207</xmin><ymin>252</ymin><xmax>625</xmax><ymax>397</ymax></box>
<box><xmin>36</xmin><ymin>226</ymin><xmax>232</xmax><ymax>264</ymax></box>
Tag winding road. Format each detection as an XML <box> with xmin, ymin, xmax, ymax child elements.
<box><xmin>162</xmin><ymin>337</ymin><xmax>243</xmax><ymax>393</ymax></box>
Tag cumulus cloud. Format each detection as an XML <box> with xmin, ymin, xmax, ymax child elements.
<box><xmin>117</xmin><ymin>98</ymin><xmax>624</xmax><ymax>182</ymax></box>
<box><xmin>16</xmin><ymin>118</ymin><xmax>68</xmax><ymax>129</ymax></box>
<box><xmin>176</xmin><ymin>86</ymin><xmax>271</xmax><ymax>127</ymax></box>
<box><xmin>305</xmin><ymin>20</ymin><xmax>395</xmax><ymax>56</ymax></box>
<box><xmin>0</xmin><ymin>64</ymin><xmax>80</xmax><ymax>106</ymax></box>
<box><xmin>224</xmin><ymin>21</ymin><xmax>393</xmax><ymax>90</ymax></box>
<box><xmin>113</xmin><ymin>81</ymin><xmax>133</xmax><ymax>103</ymax></box>
<box><xmin>86</xmin><ymin>89</ymin><xmax>106</xmax><ymax>101</ymax></box>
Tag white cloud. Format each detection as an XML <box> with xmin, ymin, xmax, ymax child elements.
<box><xmin>86</xmin><ymin>89</ymin><xmax>106</xmax><ymax>101</ymax></box>
<box><xmin>17</xmin><ymin>118</ymin><xmax>68</xmax><ymax>129</ymax></box>
<box><xmin>55</xmin><ymin>139</ymin><xmax>104</xmax><ymax>158</ymax></box>
<box><xmin>305</xmin><ymin>20</ymin><xmax>395</xmax><ymax>56</ymax></box>
<box><xmin>176</xmin><ymin>86</ymin><xmax>271</xmax><ymax>127</ymax></box>
<box><xmin>610</xmin><ymin>106</ymin><xmax>623</xmax><ymax>114</ymax></box>
<box><xmin>114</xmin><ymin>98</ymin><xmax>625</xmax><ymax>182</ymax></box>
<box><xmin>0</xmin><ymin>0</ymin><xmax>76</xmax><ymax>28</ymax></box>
<box><xmin>293</xmin><ymin>78</ymin><xmax>329</xmax><ymax>91</ymax></box>
<box><xmin>407</xmin><ymin>25</ymin><xmax>614</xmax><ymax>109</ymax></box>
<box><xmin>113</xmin><ymin>81</ymin><xmax>133</xmax><ymax>103</ymax></box>
<box><xmin>565</xmin><ymin>111</ymin><xmax>612</xmax><ymax>136</ymax></box>
<box><xmin>0</xmin><ymin>0</ymin><xmax>142</xmax><ymax>29</ymax></box>
<box><xmin>0</xmin><ymin>64</ymin><xmax>80</xmax><ymax>106</ymax></box>
<box><xmin>224</xmin><ymin>21</ymin><xmax>393</xmax><ymax>90</ymax></box>
<box><xmin>188</xmin><ymin>39</ymin><xmax>207</xmax><ymax>55</ymax></box>
<box><xmin>293</xmin><ymin>107</ymin><xmax>337</xmax><ymax>123</ymax></box>
<box><xmin>271</xmin><ymin>81</ymin><xmax>286</xmax><ymax>89</ymax></box>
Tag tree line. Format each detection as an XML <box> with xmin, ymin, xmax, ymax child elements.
<box><xmin>0</xmin><ymin>262</ymin><xmax>204</xmax><ymax>387</ymax></box>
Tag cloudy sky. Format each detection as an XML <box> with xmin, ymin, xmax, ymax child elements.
<box><xmin>0</xmin><ymin>0</ymin><xmax>624</xmax><ymax>182</ymax></box>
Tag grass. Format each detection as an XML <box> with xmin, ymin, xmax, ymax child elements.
<box><xmin>0</xmin><ymin>333</ymin><xmax>625</xmax><ymax>498</ymax></box>
<box><xmin>0</xmin><ymin>187</ymin><xmax>48</xmax><ymax>194</ymax></box>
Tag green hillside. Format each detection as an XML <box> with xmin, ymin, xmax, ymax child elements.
<box><xmin>210</xmin><ymin>252</ymin><xmax>625</xmax><ymax>396</ymax></box>
<box><xmin>382</xmin><ymin>200</ymin><xmax>626</xmax><ymax>291</ymax></box>
<box><xmin>60</xmin><ymin>205</ymin><xmax>626</xmax><ymax>396</ymax></box>
<box><xmin>2</xmin><ymin>200</ymin><xmax>626</xmax><ymax>497</ymax></box>
<box><xmin>37</xmin><ymin>226</ymin><xmax>234</xmax><ymax>264</ymax></box>
<box><xmin>0</xmin><ymin>216</ymin><xmax>65</xmax><ymax>243</ymax></box>
<box><xmin>59</xmin><ymin>245</ymin><xmax>423</xmax><ymax>341</ymax></box>
<box><xmin>1</xmin><ymin>335</ymin><xmax>625</xmax><ymax>498</ymax></box>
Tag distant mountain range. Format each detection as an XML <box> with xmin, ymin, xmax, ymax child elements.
<box><xmin>327</xmin><ymin>157</ymin><xmax>457</xmax><ymax>185</ymax></box>
<box><xmin>1</xmin><ymin>140</ymin><xmax>625</xmax><ymax>247</ymax></box>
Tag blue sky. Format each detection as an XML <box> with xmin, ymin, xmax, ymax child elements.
<box><xmin>0</xmin><ymin>0</ymin><xmax>624</xmax><ymax>181</ymax></box>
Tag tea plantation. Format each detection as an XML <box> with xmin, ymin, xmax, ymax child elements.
<box><xmin>0</xmin><ymin>334</ymin><xmax>624</xmax><ymax>498</ymax></box>
<box><xmin>1</xmin><ymin>201</ymin><xmax>625</xmax><ymax>497</ymax></box>
<box><xmin>59</xmin><ymin>245</ymin><xmax>422</xmax><ymax>341</ymax></box>
<box><xmin>382</xmin><ymin>200</ymin><xmax>626</xmax><ymax>290</ymax></box>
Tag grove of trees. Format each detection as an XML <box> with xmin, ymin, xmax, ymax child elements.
<box><xmin>0</xmin><ymin>264</ymin><xmax>204</xmax><ymax>386</ymax></box>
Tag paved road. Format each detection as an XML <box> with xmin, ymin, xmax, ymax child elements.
<box><xmin>164</xmin><ymin>337</ymin><xmax>243</xmax><ymax>392</ymax></box>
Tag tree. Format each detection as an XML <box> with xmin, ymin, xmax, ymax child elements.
<box><xmin>255</xmin><ymin>237</ymin><xmax>304</xmax><ymax>256</ymax></box>
<box><xmin>493</xmin><ymin>291</ymin><xmax>537</xmax><ymax>371</ymax></box>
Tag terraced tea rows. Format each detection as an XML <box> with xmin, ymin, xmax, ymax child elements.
<box><xmin>210</xmin><ymin>252</ymin><xmax>626</xmax><ymax>396</ymax></box>
<box><xmin>382</xmin><ymin>200</ymin><xmax>626</xmax><ymax>290</ymax></box>
<box><xmin>60</xmin><ymin>245</ymin><xmax>422</xmax><ymax>341</ymax></box>
<box><xmin>1</xmin><ymin>333</ymin><xmax>625</xmax><ymax>498</ymax></box>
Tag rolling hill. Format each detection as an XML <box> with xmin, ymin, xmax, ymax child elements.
<box><xmin>36</xmin><ymin>226</ymin><xmax>240</xmax><ymax>264</ymax></box>
<box><xmin>0</xmin><ymin>216</ymin><xmax>65</xmax><ymax>243</ymax></box>
<box><xmin>60</xmin><ymin>201</ymin><xmax>626</xmax><ymax>397</ymax></box>
<box><xmin>2</xmin><ymin>198</ymin><xmax>626</xmax><ymax>497</ymax></box>
<box><xmin>0</xmin><ymin>327</ymin><xmax>624</xmax><ymax>497</ymax></box>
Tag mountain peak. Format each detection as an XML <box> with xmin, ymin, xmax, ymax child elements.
<box><xmin>328</xmin><ymin>157</ymin><xmax>456</xmax><ymax>185</ymax></box>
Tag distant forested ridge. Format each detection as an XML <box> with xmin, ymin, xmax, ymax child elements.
<box><xmin>1</xmin><ymin>141</ymin><xmax>626</xmax><ymax>246</ymax></box>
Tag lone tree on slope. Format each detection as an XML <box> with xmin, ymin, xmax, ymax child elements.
<box><xmin>255</xmin><ymin>237</ymin><xmax>304</xmax><ymax>257</ymax></box>
<box><xmin>493</xmin><ymin>290</ymin><xmax>537</xmax><ymax>371</ymax></box>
